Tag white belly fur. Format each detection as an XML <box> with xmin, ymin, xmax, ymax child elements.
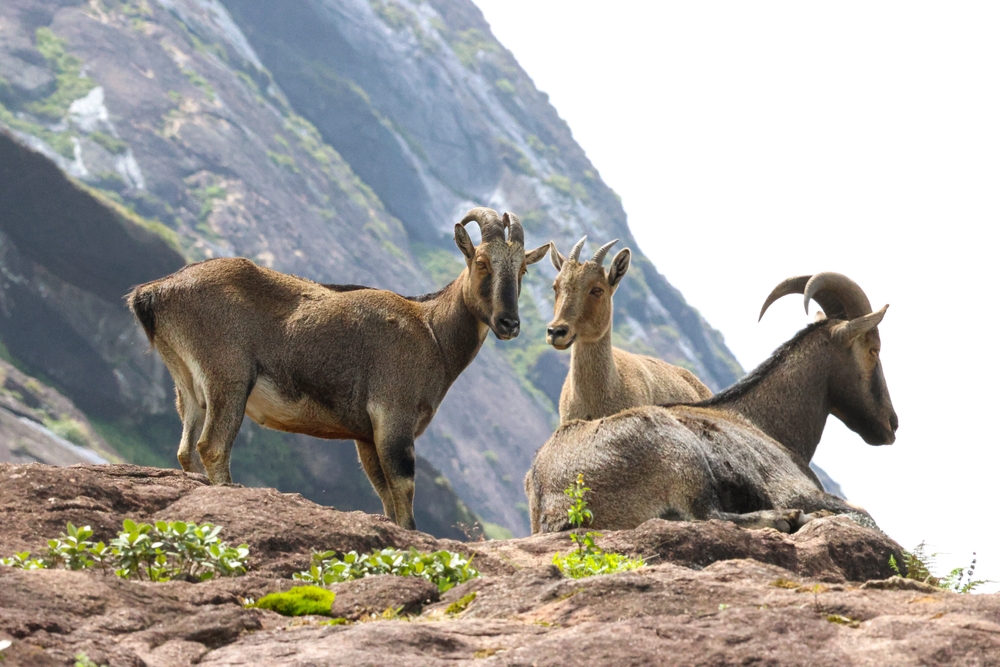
<box><xmin>245</xmin><ymin>377</ymin><xmax>327</xmax><ymax>431</ymax></box>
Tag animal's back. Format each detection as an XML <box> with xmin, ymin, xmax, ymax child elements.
<box><xmin>615</xmin><ymin>349</ymin><xmax>712</xmax><ymax>403</ymax></box>
<box><xmin>528</xmin><ymin>406</ymin><xmax>711</xmax><ymax>531</ymax></box>
<box><xmin>527</xmin><ymin>404</ymin><xmax>823</xmax><ymax>532</ymax></box>
<box><xmin>130</xmin><ymin>257</ymin><xmax>444</xmax><ymax>442</ymax></box>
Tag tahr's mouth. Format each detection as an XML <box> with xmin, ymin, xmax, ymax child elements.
<box><xmin>547</xmin><ymin>334</ymin><xmax>576</xmax><ymax>350</ymax></box>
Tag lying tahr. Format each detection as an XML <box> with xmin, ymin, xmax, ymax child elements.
<box><xmin>128</xmin><ymin>207</ymin><xmax>548</xmax><ymax>530</ymax></box>
<box><xmin>546</xmin><ymin>236</ymin><xmax>711</xmax><ymax>424</ymax></box>
<box><xmin>526</xmin><ymin>272</ymin><xmax>897</xmax><ymax>533</ymax></box>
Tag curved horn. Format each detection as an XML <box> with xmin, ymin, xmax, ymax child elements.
<box><xmin>759</xmin><ymin>276</ymin><xmax>810</xmax><ymax>321</ymax></box>
<box><xmin>759</xmin><ymin>274</ymin><xmax>862</xmax><ymax>322</ymax></box>
<box><xmin>568</xmin><ymin>236</ymin><xmax>587</xmax><ymax>262</ymax></box>
<box><xmin>502</xmin><ymin>212</ymin><xmax>524</xmax><ymax>245</ymax></box>
<box><xmin>591</xmin><ymin>239</ymin><xmax>618</xmax><ymax>266</ymax></box>
<box><xmin>459</xmin><ymin>207</ymin><xmax>505</xmax><ymax>243</ymax></box>
<box><xmin>803</xmin><ymin>272</ymin><xmax>872</xmax><ymax>320</ymax></box>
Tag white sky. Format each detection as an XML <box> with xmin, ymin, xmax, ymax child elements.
<box><xmin>475</xmin><ymin>0</ymin><xmax>1000</xmax><ymax>590</ymax></box>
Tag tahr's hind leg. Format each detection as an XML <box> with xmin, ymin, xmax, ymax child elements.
<box><xmin>158</xmin><ymin>345</ymin><xmax>207</xmax><ymax>475</ymax></box>
<box><xmin>355</xmin><ymin>439</ymin><xmax>396</xmax><ymax>523</ymax></box>
<box><xmin>197</xmin><ymin>378</ymin><xmax>252</xmax><ymax>484</ymax></box>
<box><xmin>176</xmin><ymin>388</ymin><xmax>207</xmax><ymax>475</ymax></box>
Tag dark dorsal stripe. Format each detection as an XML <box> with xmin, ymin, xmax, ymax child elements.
<box><xmin>321</xmin><ymin>280</ymin><xmax>455</xmax><ymax>303</ymax></box>
<box><xmin>321</xmin><ymin>283</ymin><xmax>374</xmax><ymax>293</ymax></box>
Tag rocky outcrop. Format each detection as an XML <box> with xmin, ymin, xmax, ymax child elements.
<box><xmin>0</xmin><ymin>0</ymin><xmax>744</xmax><ymax>536</ymax></box>
<box><xmin>0</xmin><ymin>464</ymin><xmax>996</xmax><ymax>667</ymax></box>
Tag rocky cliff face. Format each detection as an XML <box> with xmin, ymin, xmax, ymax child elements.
<box><xmin>0</xmin><ymin>0</ymin><xmax>742</xmax><ymax>536</ymax></box>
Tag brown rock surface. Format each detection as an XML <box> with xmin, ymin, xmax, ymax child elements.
<box><xmin>0</xmin><ymin>463</ymin><xmax>997</xmax><ymax>666</ymax></box>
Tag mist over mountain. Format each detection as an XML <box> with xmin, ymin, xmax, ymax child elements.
<box><xmin>0</xmin><ymin>0</ymin><xmax>744</xmax><ymax>537</ymax></box>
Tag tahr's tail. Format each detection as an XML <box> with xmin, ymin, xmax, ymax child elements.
<box><xmin>126</xmin><ymin>284</ymin><xmax>158</xmax><ymax>345</ymax></box>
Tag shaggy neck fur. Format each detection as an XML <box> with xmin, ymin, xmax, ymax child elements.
<box><xmin>422</xmin><ymin>274</ymin><xmax>489</xmax><ymax>385</ymax></box>
<box><xmin>699</xmin><ymin>321</ymin><xmax>833</xmax><ymax>464</ymax></box>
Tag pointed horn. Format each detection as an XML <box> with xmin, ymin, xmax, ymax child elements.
<box><xmin>568</xmin><ymin>236</ymin><xmax>586</xmax><ymax>262</ymax></box>
<box><xmin>832</xmin><ymin>305</ymin><xmax>888</xmax><ymax>344</ymax></box>
<box><xmin>503</xmin><ymin>212</ymin><xmax>524</xmax><ymax>245</ymax></box>
<box><xmin>459</xmin><ymin>207</ymin><xmax>505</xmax><ymax>243</ymax></box>
<box><xmin>759</xmin><ymin>276</ymin><xmax>810</xmax><ymax>321</ymax></box>
<box><xmin>591</xmin><ymin>239</ymin><xmax>618</xmax><ymax>266</ymax></box>
<box><xmin>803</xmin><ymin>272</ymin><xmax>872</xmax><ymax>320</ymax></box>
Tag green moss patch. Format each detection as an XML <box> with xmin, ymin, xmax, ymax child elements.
<box><xmin>255</xmin><ymin>586</ymin><xmax>336</xmax><ymax>617</ymax></box>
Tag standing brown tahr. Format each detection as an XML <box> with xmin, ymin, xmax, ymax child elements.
<box><xmin>127</xmin><ymin>207</ymin><xmax>548</xmax><ymax>530</ymax></box>
<box><xmin>546</xmin><ymin>236</ymin><xmax>711</xmax><ymax>424</ymax></box>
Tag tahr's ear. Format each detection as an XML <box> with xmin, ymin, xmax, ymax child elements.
<box><xmin>832</xmin><ymin>304</ymin><xmax>888</xmax><ymax>345</ymax></box>
<box><xmin>607</xmin><ymin>248</ymin><xmax>631</xmax><ymax>290</ymax></box>
<box><xmin>526</xmin><ymin>242</ymin><xmax>550</xmax><ymax>266</ymax></box>
<box><xmin>549</xmin><ymin>241</ymin><xmax>566</xmax><ymax>271</ymax></box>
<box><xmin>454</xmin><ymin>223</ymin><xmax>476</xmax><ymax>262</ymax></box>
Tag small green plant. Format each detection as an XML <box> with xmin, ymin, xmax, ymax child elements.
<box><xmin>254</xmin><ymin>586</ymin><xmax>336</xmax><ymax>617</ymax></box>
<box><xmin>446</xmin><ymin>591</ymin><xmax>477</xmax><ymax>615</ymax></box>
<box><xmin>889</xmin><ymin>542</ymin><xmax>991</xmax><ymax>594</ymax></box>
<box><xmin>0</xmin><ymin>551</ymin><xmax>46</xmax><ymax>570</ymax></box>
<box><xmin>1</xmin><ymin>520</ymin><xmax>249</xmax><ymax>582</ymax></box>
<box><xmin>320</xmin><ymin>617</ymin><xmax>350</xmax><ymax>626</ymax></box>
<box><xmin>294</xmin><ymin>547</ymin><xmax>479</xmax><ymax>592</ymax></box>
<box><xmin>74</xmin><ymin>653</ymin><xmax>107</xmax><ymax>667</ymax></box>
<box><xmin>551</xmin><ymin>474</ymin><xmax>644</xmax><ymax>579</ymax></box>
<box><xmin>826</xmin><ymin>614</ymin><xmax>861</xmax><ymax>628</ymax></box>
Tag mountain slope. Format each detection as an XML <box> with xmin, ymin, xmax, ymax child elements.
<box><xmin>0</xmin><ymin>0</ymin><xmax>742</xmax><ymax>536</ymax></box>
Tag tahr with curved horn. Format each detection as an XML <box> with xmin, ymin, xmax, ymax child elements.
<box><xmin>527</xmin><ymin>271</ymin><xmax>898</xmax><ymax>534</ymax></box>
<box><xmin>127</xmin><ymin>207</ymin><xmax>549</xmax><ymax>530</ymax></box>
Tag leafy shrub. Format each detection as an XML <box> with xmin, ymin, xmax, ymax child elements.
<box><xmin>889</xmin><ymin>542</ymin><xmax>990</xmax><ymax>594</ymax></box>
<box><xmin>294</xmin><ymin>547</ymin><xmax>479</xmax><ymax>592</ymax></box>
<box><xmin>255</xmin><ymin>586</ymin><xmax>336</xmax><ymax>617</ymax></box>
<box><xmin>1</xmin><ymin>520</ymin><xmax>249</xmax><ymax>582</ymax></box>
<box><xmin>552</xmin><ymin>474</ymin><xmax>645</xmax><ymax>579</ymax></box>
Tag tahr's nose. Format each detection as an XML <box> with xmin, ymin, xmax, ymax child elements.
<box><xmin>889</xmin><ymin>412</ymin><xmax>899</xmax><ymax>432</ymax></box>
<box><xmin>547</xmin><ymin>325</ymin><xmax>569</xmax><ymax>340</ymax></box>
<box><xmin>497</xmin><ymin>317</ymin><xmax>520</xmax><ymax>337</ymax></box>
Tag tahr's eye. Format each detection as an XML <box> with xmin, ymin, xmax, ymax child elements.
<box><xmin>476</xmin><ymin>261</ymin><xmax>487</xmax><ymax>271</ymax></box>
<box><xmin>871</xmin><ymin>348</ymin><xmax>880</xmax><ymax>357</ymax></box>
<box><xmin>590</xmin><ymin>287</ymin><xmax>604</xmax><ymax>297</ymax></box>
